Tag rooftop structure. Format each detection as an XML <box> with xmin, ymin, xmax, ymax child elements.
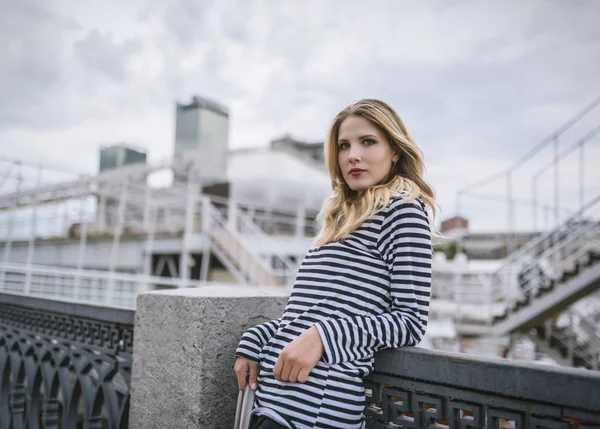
<box><xmin>99</xmin><ymin>144</ymin><xmax>147</xmax><ymax>173</ymax></box>
<box><xmin>174</xmin><ymin>95</ymin><xmax>230</xmax><ymax>184</ymax></box>
<box><xmin>270</xmin><ymin>134</ymin><xmax>325</xmax><ymax>164</ymax></box>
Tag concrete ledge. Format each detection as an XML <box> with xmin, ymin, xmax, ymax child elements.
<box><xmin>129</xmin><ymin>286</ymin><xmax>289</xmax><ymax>429</ymax></box>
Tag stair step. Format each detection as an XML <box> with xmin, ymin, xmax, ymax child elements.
<box><xmin>492</xmin><ymin>312</ymin><xmax>508</xmax><ymax>324</ymax></box>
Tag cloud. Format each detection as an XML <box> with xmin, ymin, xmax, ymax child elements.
<box><xmin>1</xmin><ymin>0</ymin><xmax>599</xmax><ymax>230</ymax></box>
<box><xmin>74</xmin><ymin>30</ymin><xmax>143</xmax><ymax>82</ymax></box>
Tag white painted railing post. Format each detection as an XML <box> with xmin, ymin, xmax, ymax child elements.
<box><xmin>98</xmin><ymin>194</ymin><xmax>107</xmax><ymax>233</ymax></box>
<box><xmin>106</xmin><ymin>181</ymin><xmax>128</xmax><ymax>305</ymax></box>
<box><xmin>295</xmin><ymin>204</ymin><xmax>306</xmax><ymax>237</ymax></box>
<box><xmin>228</xmin><ymin>198</ymin><xmax>238</xmax><ymax>231</ymax></box>
<box><xmin>74</xmin><ymin>184</ymin><xmax>89</xmax><ymax>300</ymax></box>
<box><xmin>180</xmin><ymin>176</ymin><xmax>198</xmax><ymax>287</ymax></box>
<box><xmin>143</xmin><ymin>203</ymin><xmax>157</xmax><ymax>292</ymax></box>
<box><xmin>143</xmin><ymin>185</ymin><xmax>151</xmax><ymax>231</ymax></box>
<box><xmin>567</xmin><ymin>311</ymin><xmax>575</xmax><ymax>366</ymax></box>
<box><xmin>200</xmin><ymin>197</ymin><xmax>211</xmax><ymax>283</ymax></box>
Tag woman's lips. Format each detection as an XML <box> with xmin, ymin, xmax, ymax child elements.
<box><xmin>350</xmin><ymin>169</ymin><xmax>365</xmax><ymax>177</ymax></box>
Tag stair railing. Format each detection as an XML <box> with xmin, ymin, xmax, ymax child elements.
<box><xmin>204</xmin><ymin>201</ymin><xmax>281</xmax><ymax>287</ymax></box>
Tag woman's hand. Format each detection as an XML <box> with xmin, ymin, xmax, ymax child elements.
<box><xmin>273</xmin><ymin>325</ymin><xmax>324</xmax><ymax>383</ymax></box>
<box><xmin>234</xmin><ymin>357</ymin><xmax>259</xmax><ymax>391</ymax></box>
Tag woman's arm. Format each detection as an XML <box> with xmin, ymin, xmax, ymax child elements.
<box><xmin>235</xmin><ymin>318</ymin><xmax>281</xmax><ymax>363</ymax></box>
<box><xmin>315</xmin><ymin>199</ymin><xmax>432</xmax><ymax>364</ymax></box>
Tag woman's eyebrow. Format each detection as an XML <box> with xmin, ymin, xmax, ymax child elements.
<box><xmin>337</xmin><ymin>134</ymin><xmax>378</xmax><ymax>142</ymax></box>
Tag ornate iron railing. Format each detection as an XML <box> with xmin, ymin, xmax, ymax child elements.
<box><xmin>365</xmin><ymin>347</ymin><xmax>600</xmax><ymax>429</ymax></box>
<box><xmin>0</xmin><ymin>292</ymin><xmax>134</xmax><ymax>429</ymax></box>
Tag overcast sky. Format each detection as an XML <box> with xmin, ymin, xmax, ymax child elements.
<box><xmin>2</xmin><ymin>0</ymin><xmax>600</xmax><ymax>231</ymax></box>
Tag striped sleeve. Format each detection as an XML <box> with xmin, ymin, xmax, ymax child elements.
<box><xmin>235</xmin><ymin>319</ymin><xmax>281</xmax><ymax>363</ymax></box>
<box><xmin>314</xmin><ymin>199</ymin><xmax>432</xmax><ymax>365</ymax></box>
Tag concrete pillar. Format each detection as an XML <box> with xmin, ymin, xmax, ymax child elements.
<box><xmin>130</xmin><ymin>286</ymin><xmax>288</xmax><ymax>429</ymax></box>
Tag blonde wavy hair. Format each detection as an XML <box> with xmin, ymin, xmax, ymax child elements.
<box><xmin>313</xmin><ymin>99</ymin><xmax>437</xmax><ymax>247</ymax></box>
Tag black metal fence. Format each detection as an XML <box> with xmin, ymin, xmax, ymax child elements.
<box><xmin>2</xmin><ymin>292</ymin><xmax>600</xmax><ymax>429</ymax></box>
<box><xmin>0</xmin><ymin>292</ymin><xmax>134</xmax><ymax>429</ymax></box>
<box><xmin>365</xmin><ymin>347</ymin><xmax>600</xmax><ymax>429</ymax></box>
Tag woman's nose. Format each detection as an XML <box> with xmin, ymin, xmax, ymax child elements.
<box><xmin>348</xmin><ymin>146</ymin><xmax>361</xmax><ymax>162</ymax></box>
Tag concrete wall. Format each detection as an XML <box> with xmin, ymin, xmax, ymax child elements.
<box><xmin>130</xmin><ymin>286</ymin><xmax>289</xmax><ymax>429</ymax></box>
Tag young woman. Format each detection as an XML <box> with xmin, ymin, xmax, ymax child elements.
<box><xmin>234</xmin><ymin>99</ymin><xmax>435</xmax><ymax>429</ymax></box>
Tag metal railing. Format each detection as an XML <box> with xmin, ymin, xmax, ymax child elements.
<box><xmin>365</xmin><ymin>346</ymin><xmax>600</xmax><ymax>428</ymax></box>
<box><xmin>492</xmin><ymin>195</ymin><xmax>600</xmax><ymax>312</ymax></box>
<box><xmin>234</xmin><ymin>211</ymin><xmax>299</xmax><ymax>284</ymax></box>
<box><xmin>457</xmin><ymin>95</ymin><xmax>600</xmax><ymax>247</ymax></box>
<box><xmin>436</xmin><ymin>195</ymin><xmax>600</xmax><ymax>318</ymax></box>
<box><xmin>0</xmin><ymin>262</ymin><xmax>209</xmax><ymax>308</ymax></box>
<box><xmin>206</xmin><ymin>201</ymin><xmax>281</xmax><ymax>286</ymax></box>
<box><xmin>206</xmin><ymin>196</ymin><xmax>302</xmax><ymax>285</ymax></box>
<box><xmin>0</xmin><ymin>292</ymin><xmax>134</xmax><ymax>429</ymax></box>
<box><xmin>531</xmin><ymin>307</ymin><xmax>600</xmax><ymax>370</ymax></box>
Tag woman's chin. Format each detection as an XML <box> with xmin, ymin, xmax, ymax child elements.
<box><xmin>347</xmin><ymin>180</ymin><xmax>371</xmax><ymax>192</ymax></box>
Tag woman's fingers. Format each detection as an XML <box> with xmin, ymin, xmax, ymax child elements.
<box><xmin>297</xmin><ymin>367</ymin><xmax>311</xmax><ymax>384</ymax></box>
<box><xmin>248</xmin><ymin>361</ymin><xmax>259</xmax><ymax>390</ymax></box>
<box><xmin>233</xmin><ymin>357</ymin><xmax>258</xmax><ymax>390</ymax></box>
<box><xmin>288</xmin><ymin>364</ymin><xmax>302</xmax><ymax>383</ymax></box>
<box><xmin>280</xmin><ymin>360</ymin><xmax>292</xmax><ymax>382</ymax></box>
<box><xmin>273</xmin><ymin>355</ymin><xmax>283</xmax><ymax>381</ymax></box>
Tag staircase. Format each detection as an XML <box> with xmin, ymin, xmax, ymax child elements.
<box><xmin>487</xmin><ymin>195</ymin><xmax>600</xmax><ymax>338</ymax></box>
<box><xmin>205</xmin><ymin>202</ymin><xmax>292</xmax><ymax>287</ymax></box>
<box><xmin>234</xmin><ymin>210</ymin><xmax>300</xmax><ymax>284</ymax></box>
<box><xmin>527</xmin><ymin>308</ymin><xmax>600</xmax><ymax>370</ymax></box>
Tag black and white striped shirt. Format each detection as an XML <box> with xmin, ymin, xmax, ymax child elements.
<box><xmin>235</xmin><ymin>196</ymin><xmax>432</xmax><ymax>429</ymax></box>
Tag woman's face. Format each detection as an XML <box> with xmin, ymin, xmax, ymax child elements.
<box><xmin>337</xmin><ymin>115</ymin><xmax>398</xmax><ymax>192</ymax></box>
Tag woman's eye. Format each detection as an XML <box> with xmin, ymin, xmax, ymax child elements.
<box><xmin>364</xmin><ymin>139</ymin><xmax>376</xmax><ymax>145</ymax></box>
<box><xmin>339</xmin><ymin>142</ymin><xmax>349</xmax><ymax>150</ymax></box>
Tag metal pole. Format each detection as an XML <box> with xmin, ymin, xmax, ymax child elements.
<box><xmin>63</xmin><ymin>200</ymin><xmax>70</xmax><ymax>236</ymax></box>
<box><xmin>553</xmin><ymin>137</ymin><xmax>561</xmax><ymax>273</ymax></box>
<box><xmin>579</xmin><ymin>142</ymin><xmax>585</xmax><ymax>213</ymax></box>
<box><xmin>296</xmin><ymin>204</ymin><xmax>306</xmax><ymax>237</ymax></box>
<box><xmin>507</xmin><ymin>172</ymin><xmax>514</xmax><ymax>255</ymax></box>
<box><xmin>200</xmin><ymin>197</ymin><xmax>211</xmax><ymax>283</ymax></box>
<box><xmin>455</xmin><ymin>191</ymin><xmax>464</xmax><ymax>253</ymax></box>
<box><xmin>143</xmin><ymin>185</ymin><xmax>151</xmax><ymax>231</ymax></box>
<box><xmin>532</xmin><ymin>176</ymin><xmax>538</xmax><ymax>232</ymax></box>
<box><xmin>567</xmin><ymin>311</ymin><xmax>575</xmax><ymax>366</ymax></box>
<box><xmin>24</xmin><ymin>167</ymin><xmax>42</xmax><ymax>294</ymax></box>
<box><xmin>106</xmin><ymin>181</ymin><xmax>128</xmax><ymax>304</ymax></box>
<box><xmin>98</xmin><ymin>195</ymin><xmax>107</xmax><ymax>233</ymax></box>
<box><xmin>143</xmin><ymin>204</ymin><xmax>157</xmax><ymax>293</ymax></box>
<box><xmin>75</xmin><ymin>187</ymin><xmax>89</xmax><ymax>298</ymax></box>
<box><xmin>228</xmin><ymin>198</ymin><xmax>237</xmax><ymax>231</ymax></box>
<box><xmin>554</xmin><ymin>136</ymin><xmax>560</xmax><ymax>227</ymax></box>
<box><xmin>180</xmin><ymin>171</ymin><xmax>198</xmax><ymax>286</ymax></box>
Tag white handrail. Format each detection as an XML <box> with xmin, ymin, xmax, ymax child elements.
<box><xmin>206</xmin><ymin>202</ymin><xmax>281</xmax><ymax>286</ymax></box>
<box><xmin>493</xmin><ymin>194</ymin><xmax>600</xmax><ymax>274</ymax></box>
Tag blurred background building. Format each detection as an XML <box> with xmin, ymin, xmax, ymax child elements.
<box><xmin>174</xmin><ymin>95</ymin><xmax>230</xmax><ymax>184</ymax></box>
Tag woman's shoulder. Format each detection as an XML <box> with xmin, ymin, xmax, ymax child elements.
<box><xmin>386</xmin><ymin>191</ymin><xmax>427</xmax><ymax>215</ymax></box>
